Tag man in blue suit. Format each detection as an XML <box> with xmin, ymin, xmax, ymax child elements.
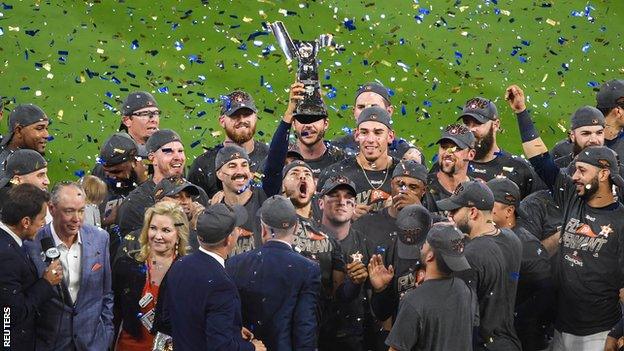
<box><xmin>25</xmin><ymin>182</ymin><xmax>114</xmax><ymax>351</ymax></box>
<box><xmin>162</xmin><ymin>203</ymin><xmax>266</xmax><ymax>351</ymax></box>
<box><xmin>227</xmin><ymin>195</ymin><xmax>321</xmax><ymax>351</ymax></box>
<box><xmin>0</xmin><ymin>184</ymin><xmax>60</xmax><ymax>351</ymax></box>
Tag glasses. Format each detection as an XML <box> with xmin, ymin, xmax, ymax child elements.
<box><xmin>132</xmin><ymin>110</ymin><xmax>161</xmax><ymax>119</ymax></box>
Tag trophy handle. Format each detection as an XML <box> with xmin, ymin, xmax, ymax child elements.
<box><xmin>269</xmin><ymin>21</ymin><xmax>299</xmax><ymax>62</ymax></box>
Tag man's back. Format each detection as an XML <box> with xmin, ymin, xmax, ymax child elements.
<box><xmin>456</xmin><ymin>235</ymin><xmax>521</xmax><ymax>350</ymax></box>
<box><xmin>226</xmin><ymin>240</ymin><xmax>321</xmax><ymax>351</ymax></box>
<box><xmin>165</xmin><ymin>251</ymin><xmax>253</xmax><ymax>351</ymax></box>
<box><xmin>385</xmin><ymin>277</ymin><xmax>475</xmax><ymax>351</ymax></box>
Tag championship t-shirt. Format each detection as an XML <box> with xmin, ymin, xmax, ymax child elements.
<box><xmin>293</xmin><ymin>216</ymin><xmax>346</xmax><ymax>300</ymax></box>
<box><xmin>331</xmin><ymin>134</ymin><xmax>415</xmax><ymax>159</ymax></box>
<box><xmin>303</xmin><ymin>143</ymin><xmax>346</xmax><ymax>180</ymax></box>
<box><xmin>548</xmin><ymin>168</ymin><xmax>624</xmax><ymax>335</ymax></box>
<box><xmin>385</xmin><ymin>277</ymin><xmax>476</xmax><ymax>351</ymax></box>
<box><xmin>187</xmin><ymin>140</ymin><xmax>268</xmax><ymax>198</ymax></box>
<box><xmin>511</xmin><ymin>225</ymin><xmax>551</xmax><ymax>305</ymax></box>
<box><xmin>317</xmin><ymin>157</ymin><xmax>398</xmax><ymax>213</ymax></box>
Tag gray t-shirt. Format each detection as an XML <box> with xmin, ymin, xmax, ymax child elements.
<box><xmin>385</xmin><ymin>277</ymin><xmax>476</xmax><ymax>351</ymax></box>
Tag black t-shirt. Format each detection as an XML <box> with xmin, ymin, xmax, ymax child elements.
<box><xmin>606</xmin><ymin>131</ymin><xmax>624</xmax><ymax>158</ymax></box>
<box><xmin>385</xmin><ymin>277</ymin><xmax>476</xmax><ymax>351</ymax></box>
<box><xmin>423</xmin><ymin>172</ymin><xmax>469</xmax><ymax>215</ymax></box>
<box><xmin>455</xmin><ymin>235</ymin><xmax>522</xmax><ymax>349</ymax></box>
<box><xmin>518</xmin><ymin>189</ymin><xmax>562</xmax><ymax>241</ymax></box>
<box><xmin>293</xmin><ymin>216</ymin><xmax>346</xmax><ymax>300</ymax></box>
<box><xmin>331</xmin><ymin>134</ymin><xmax>415</xmax><ymax>159</ymax></box>
<box><xmin>117</xmin><ymin>179</ymin><xmax>157</xmax><ymax>236</ymax></box>
<box><xmin>491</xmin><ymin>229</ymin><xmax>523</xmax><ymax>317</ymax></box>
<box><xmin>187</xmin><ymin>140</ymin><xmax>269</xmax><ymax>198</ymax></box>
<box><xmin>352</xmin><ymin>207</ymin><xmax>398</xmax><ymax>262</ymax></box>
<box><xmin>511</xmin><ymin>225</ymin><xmax>551</xmax><ymax>306</ymax></box>
<box><xmin>322</xmin><ymin>227</ymin><xmax>370</xmax><ymax>338</ymax></box>
<box><xmin>550</xmin><ymin>169</ymin><xmax>624</xmax><ymax>335</ymax></box>
<box><xmin>317</xmin><ymin>157</ymin><xmax>398</xmax><ymax>213</ymax></box>
<box><xmin>225</xmin><ymin>188</ymin><xmax>267</xmax><ymax>257</ymax></box>
<box><xmin>468</xmin><ymin>150</ymin><xmax>546</xmax><ymax>199</ymax></box>
<box><xmin>303</xmin><ymin>143</ymin><xmax>346</xmax><ymax>180</ymax></box>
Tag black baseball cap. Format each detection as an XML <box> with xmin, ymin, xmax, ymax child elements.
<box><xmin>2</xmin><ymin>104</ymin><xmax>49</xmax><ymax>146</ymax></box>
<box><xmin>436</xmin><ymin>180</ymin><xmax>495</xmax><ymax>211</ymax></box>
<box><xmin>396</xmin><ymin>204</ymin><xmax>432</xmax><ymax>260</ymax></box>
<box><xmin>0</xmin><ymin>149</ymin><xmax>48</xmax><ymax>189</ymax></box>
<box><xmin>574</xmin><ymin>145</ymin><xmax>624</xmax><ymax>189</ymax></box>
<box><xmin>121</xmin><ymin>91</ymin><xmax>158</xmax><ymax>116</ymax></box>
<box><xmin>356</xmin><ymin>106</ymin><xmax>393</xmax><ymax>130</ymax></box>
<box><xmin>426</xmin><ymin>223</ymin><xmax>470</xmax><ymax>272</ymax></box>
<box><xmin>392</xmin><ymin>160</ymin><xmax>428</xmax><ymax>182</ymax></box>
<box><xmin>260</xmin><ymin>195</ymin><xmax>298</xmax><ymax>229</ymax></box>
<box><xmin>355</xmin><ymin>82</ymin><xmax>391</xmax><ymax>104</ymax></box>
<box><xmin>221</xmin><ymin>90</ymin><xmax>257</xmax><ymax>117</ymax></box>
<box><xmin>99</xmin><ymin>133</ymin><xmax>139</xmax><ymax>166</ymax></box>
<box><xmin>145</xmin><ymin>129</ymin><xmax>181</xmax><ymax>154</ymax></box>
<box><xmin>215</xmin><ymin>145</ymin><xmax>250</xmax><ymax>171</ymax></box>
<box><xmin>459</xmin><ymin>97</ymin><xmax>498</xmax><ymax>124</ymax></box>
<box><xmin>437</xmin><ymin>124</ymin><xmax>476</xmax><ymax>150</ymax></box>
<box><xmin>286</xmin><ymin>143</ymin><xmax>304</xmax><ymax>161</ymax></box>
<box><xmin>282</xmin><ymin>160</ymin><xmax>313</xmax><ymax>179</ymax></box>
<box><xmin>320</xmin><ymin>176</ymin><xmax>357</xmax><ymax>197</ymax></box>
<box><xmin>570</xmin><ymin>106</ymin><xmax>605</xmax><ymax>130</ymax></box>
<box><xmin>196</xmin><ymin>203</ymin><xmax>247</xmax><ymax>244</ymax></box>
<box><xmin>154</xmin><ymin>177</ymin><xmax>201</xmax><ymax>201</ymax></box>
<box><xmin>486</xmin><ymin>178</ymin><xmax>521</xmax><ymax>207</ymax></box>
<box><xmin>596</xmin><ymin>79</ymin><xmax>624</xmax><ymax>110</ymax></box>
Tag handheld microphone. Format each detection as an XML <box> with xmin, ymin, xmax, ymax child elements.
<box><xmin>41</xmin><ymin>237</ymin><xmax>60</xmax><ymax>264</ymax></box>
<box><xmin>40</xmin><ymin>237</ymin><xmax>65</xmax><ymax>299</ymax></box>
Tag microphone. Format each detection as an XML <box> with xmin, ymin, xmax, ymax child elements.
<box><xmin>40</xmin><ymin>237</ymin><xmax>65</xmax><ymax>299</ymax></box>
<box><xmin>41</xmin><ymin>237</ymin><xmax>60</xmax><ymax>264</ymax></box>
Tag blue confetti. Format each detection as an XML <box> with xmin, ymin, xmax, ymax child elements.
<box><xmin>172</xmin><ymin>23</ymin><xmax>179</xmax><ymax>30</ymax></box>
<box><xmin>131</xmin><ymin>39</ymin><xmax>139</xmax><ymax>50</ymax></box>
<box><xmin>247</xmin><ymin>31</ymin><xmax>268</xmax><ymax>41</ymax></box>
<box><xmin>326</xmin><ymin>87</ymin><xmax>337</xmax><ymax>99</ymax></box>
<box><xmin>587</xmin><ymin>81</ymin><xmax>600</xmax><ymax>87</ymax></box>
<box><xmin>570</xmin><ymin>10</ymin><xmax>583</xmax><ymax>17</ymax></box>
<box><xmin>0</xmin><ymin>27</ymin><xmax>3</xmax><ymax>36</ymax></box>
<box><xmin>74</xmin><ymin>169</ymin><xmax>85</xmax><ymax>178</ymax></box>
<box><xmin>47</xmin><ymin>135</ymin><xmax>55</xmax><ymax>142</ymax></box>
<box><xmin>340</xmin><ymin>104</ymin><xmax>349</xmax><ymax>111</ymax></box>
<box><xmin>103</xmin><ymin>102</ymin><xmax>115</xmax><ymax>111</ymax></box>
<box><xmin>558</xmin><ymin>37</ymin><xmax>567</xmax><ymax>45</ymax></box>
<box><xmin>190</xmin><ymin>140</ymin><xmax>201</xmax><ymax>148</ymax></box>
<box><xmin>494</xmin><ymin>8</ymin><xmax>501</xmax><ymax>15</ymax></box>
<box><xmin>362</xmin><ymin>59</ymin><xmax>369</xmax><ymax>66</ymax></box>
<box><xmin>581</xmin><ymin>42</ymin><xmax>591</xmax><ymax>53</ymax></box>
<box><xmin>419</xmin><ymin>8</ymin><xmax>430</xmax><ymax>15</ymax></box>
<box><xmin>174</xmin><ymin>41</ymin><xmax>183</xmax><ymax>51</ymax></box>
<box><xmin>454</xmin><ymin>51</ymin><xmax>463</xmax><ymax>59</ymax></box>
<box><xmin>521</xmin><ymin>40</ymin><xmax>531</xmax><ymax>46</ymax></box>
<box><xmin>2</xmin><ymin>3</ymin><xmax>12</xmax><ymax>9</ymax></box>
<box><xmin>111</xmin><ymin>76</ymin><xmax>121</xmax><ymax>84</ymax></box>
<box><xmin>561</xmin><ymin>63</ymin><xmax>570</xmax><ymax>71</ymax></box>
<box><xmin>341</xmin><ymin>127</ymin><xmax>353</xmax><ymax>135</ymax></box>
<box><xmin>105</xmin><ymin>91</ymin><xmax>113</xmax><ymax>98</ymax></box>
<box><xmin>399</xmin><ymin>38</ymin><xmax>405</xmax><ymax>45</ymax></box>
<box><xmin>414</xmin><ymin>15</ymin><xmax>424</xmax><ymax>23</ymax></box>
<box><xmin>343</xmin><ymin>18</ymin><xmax>356</xmax><ymax>31</ymax></box>
<box><xmin>158</xmin><ymin>86</ymin><xmax>169</xmax><ymax>94</ymax></box>
<box><xmin>401</xmin><ymin>104</ymin><xmax>407</xmax><ymax>116</ymax></box>
<box><xmin>204</xmin><ymin>97</ymin><xmax>216</xmax><ymax>104</ymax></box>
<box><xmin>324</xmin><ymin>69</ymin><xmax>330</xmax><ymax>80</ymax></box>
<box><xmin>197</xmin><ymin>111</ymin><xmax>206</xmax><ymax>117</ymax></box>
<box><xmin>423</xmin><ymin>100</ymin><xmax>432</xmax><ymax>107</ymax></box>
<box><xmin>25</xmin><ymin>29</ymin><xmax>39</xmax><ymax>36</ymax></box>
<box><xmin>387</xmin><ymin>88</ymin><xmax>395</xmax><ymax>97</ymax></box>
<box><xmin>237</xmin><ymin>43</ymin><xmax>247</xmax><ymax>51</ymax></box>
<box><xmin>518</xmin><ymin>56</ymin><xmax>527</xmax><ymax>63</ymax></box>
<box><xmin>188</xmin><ymin>54</ymin><xmax>198</xmax><ymax>62</ymax></box>
<box><xmin>260</xmin><ymin>75</ymin><xmax>264</xmax><ymax>87</ymax></box>
<box><xmin>58</xmin><ymin>50</ymin><xmax>69</xmax><ymax>55</ymax></box>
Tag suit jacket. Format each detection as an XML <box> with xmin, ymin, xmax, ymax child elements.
<box><xmin>24</xmin><ymin>223</ymin><xmax>114</xmax><ymax>351</ymax></box>
<box><xmin>226</xmin><ymin>240</ymin><xmax>321</xmax><ymax>351</ymax></box>
<box><xmin>162</xmin><ymin>251</ymin><xmax>254</xmax><ymax>351</ymax></box>
<box><xmin>0</xmin><ymin>228</ymin><xmax>55</xmax><ymax>351</ymax></box>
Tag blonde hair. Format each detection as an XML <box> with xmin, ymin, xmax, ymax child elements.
<box><xmin>136</xmin><ymin>201</ymin><xmax>190</xmax><ymax>262</ymax></box>
<box><xmin>81</xmin><ymin>175</ymin><xmax>107</xmax><ymax>205</ymax></box>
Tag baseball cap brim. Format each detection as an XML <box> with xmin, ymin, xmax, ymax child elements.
<box><xmin>171</xmin><ymin>184</ymin><xmax>201</xmax><ymax>198</ymax></box>
<box><xmin>440</xmin><ymin>252</ymin><xmax>470</xmax><ymax>271</ymax></box>
<box><xmin>435</xmin><ymin>197</ymin><xmax>464</xmax><ymax>211</ymax></box>
<box><xmin>436</xmin><ymin>137</ymin><xmax>471</xmax><ymax>150</ymax></box>
<box><xmin>458</xmin><ymin>112</ymin><xmax>490</xmax><ymax>124</ymax></box>
<box><xmin>294</xmin><ymin>114</ymin><xmax>326</xmax><ymax>124</ymax></box>
<box><xmin>321</xmin><ymin>183</ymin><xmax>356</xmax><ymax>197</ymax></box>
<box><xmin>225</xmin><ymin>106</ymin><xmax>256</xmax><ymax>117</ymax></box>
<box><xmin>396</xmin><ymin>239</ymin><xmax>421</xmax><ymax>260</ymax></box>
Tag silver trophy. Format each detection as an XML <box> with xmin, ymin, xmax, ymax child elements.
<box><xmin>269</xmin><ymin>21</ymin><xmax>337</xmax><ymax>123</ymax></box>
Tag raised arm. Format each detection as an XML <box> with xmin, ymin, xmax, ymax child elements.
<box><xmin>506</xmin><ymin>85</ymin><xmax>559</xmax><ymax>190</ymax></box>
<box><xmin>262</xmin><ymin>82</ymin><xmax>305</xmax><ymax>196</ymax></box>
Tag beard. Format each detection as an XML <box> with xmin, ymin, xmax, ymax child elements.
<box><xmin>579</xmin><ymin>175</ymin><xmax>600</xmax><ymax>200</ymax></box>
<box><xmin>572</xmin><ymin>142</ymin><xmax>583</xmax><ymax>156</ymax></box>
<box><xmin>284</xmin><ymin>185</ymin><xmax>312</xmax><ymax>208</ymax></box>
<box><xmin>225</xmin><ymin>123</ymin><xmax>256</xmax><ymax>144</ymax></box>
<box><xmin>440</xmin><ymin>162</ymin><xmax>457</xmax><ymax>176</ymax></box>
<box><xmin>455</xmin><ymin>212</ymin><xmax>471</xmax><ymax>234</ymax></box>
<box><xmin>297</xmin><ymin>128</ymin><xmax>326</xmax><ymax>147</ymax></box>
<box><xmin>474</xmin><ymin>125</ymin><xmax>495</xmax><ymax>160</ymax></box>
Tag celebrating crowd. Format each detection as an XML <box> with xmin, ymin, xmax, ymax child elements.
<box><xmin>1</xmin><ymin>78</ymin><xmax>624</xmax><ymax>351</ymax></box>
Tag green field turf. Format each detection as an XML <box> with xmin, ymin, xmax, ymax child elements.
<box><xmin>1</xmin><ymin>0</ymin><xmax>623</xmax><ymax>180</ymax></box>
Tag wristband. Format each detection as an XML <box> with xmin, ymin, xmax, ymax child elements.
<box><xmin>517</xmin><ymin>110</ymin><xmax>540</xmax><ymax>143</ymax></box>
